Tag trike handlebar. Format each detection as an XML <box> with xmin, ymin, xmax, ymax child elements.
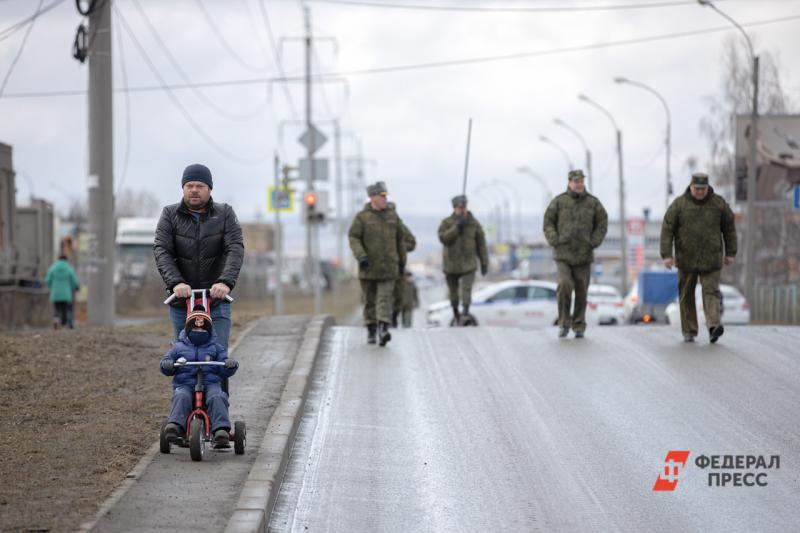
<box><xmin>164</xmin><ymin>291</ymin><xmax>234</xmax><ymax>305</ymax></box>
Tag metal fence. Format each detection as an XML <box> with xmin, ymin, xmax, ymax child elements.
<box><xmin>753</xmin><ymin>285</ymin><xmax>800</xmax><ymax>324</ymax></box>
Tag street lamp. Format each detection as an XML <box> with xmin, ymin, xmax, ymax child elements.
<box><xmin>613</xmin><ymin>77</ymin><xmax>673</xmax><ymax>210</ymax></box>
<box><xmin>491</xmin><ymin>178</ymin><xmax>523</xmax><ymax>242</ymax></box>
<box><xmin>698</xmin><ymin>0</ymin><xmax>759</xmax><ymax>303</ymax></box>
<box><xmin>516</xmin><ymin>165</ymin><xmax>553</xmax><ymax>211</ymax></box>
<box><xmin>539</xmin><ymin>135</ymin><xmax>574</xmax><ymax>177</ymax></box>
<box><xmin>578</xmin><ymin>93</ymin><xmax>628</xmax><ymax>294</ymax></box>
<box><xmin>474</xmin><ymin>183</ymin><xmax>513</xmax><ymax>243</ymax></box>
<box><xmin>553</xmin><ymin>118</ymin><xmax>593</xmax><ymax>192</ymax></box>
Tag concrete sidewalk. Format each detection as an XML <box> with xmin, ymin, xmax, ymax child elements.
<box><xmin>82</xmin><ymin>315</ymin><xmax>331</xmax><ymax>532</ymax></box>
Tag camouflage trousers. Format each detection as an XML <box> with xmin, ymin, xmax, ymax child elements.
<box><xmin>445</xmin><ymin>271</ymin><xmax>476</xmax><ymax>308</ymax></box>
<box><xmin>556</xmin><ymin>261</ymin><xmax>591</xmax><ymax>332</ymax></box>
<box><xmin>678</xmin><ymin>269</ymin><xmax>721</xmax><ymax>336</ymax></box>
<box><xmin>360</xmin><ymin>279</ymin><xmax>395</xmax><ymax>325</ymax></box>
<box><xmin>401</xmin><ymin>308</ymin><xmax>414</xmax><ymax>328</ymax></box>
<box><xmin>393</xmin><ymin>277</ymin><xmax>405</xmax><ymax>313</ymax></box>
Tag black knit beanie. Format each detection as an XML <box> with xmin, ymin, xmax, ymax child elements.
<box><xmin>181</xmin><ymin>164</ymin><xmax>213</xmax><ymax>189</ymax></box>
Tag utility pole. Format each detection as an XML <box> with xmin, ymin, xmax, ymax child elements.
<box><xmin>273</xmin><ymin>153</ymin><xmax>284</xmax><ymax>315</ymax></box>
<box><xmin>86</xmin><ymin>0</ymin><xmax>115</xmax><ymax>325</ymax></box>
<box><xmin>303</xmin><ymin>6</ymin><xmax>321</xmax><ymax>314</ymax></box>
<box><xmin>334</xmin><ymin>121</ymin><xmax>344</xmax><ymax>268</ymax></box>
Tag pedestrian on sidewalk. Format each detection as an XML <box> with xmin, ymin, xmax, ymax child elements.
<box><xmin>153</xmin><ymin>163</ymin><xmax>244</xmax><ymax>349</ymax></box>
<box><xmin>387</xmin><ymin>201</ymin><xmax>416</xmax><ymax>328</ymax></box>
<box><xmin>44</xmin><ymin>254</ymin><xmax>80</xmax><ymax>329</ymax></box>
<box><xmin>660</xmin><ymin>172</ymin><xmax>737</xmax><ymax>344</ymax></box>
<box><xmin>543</xmin><ymin>169</ymin><xmax>608</xmax><ymax>339</ymax></box>
<box><xmin>400</xmin><ymin>270</ymin><xmax>419</xmax><ymax>328</ymax></box>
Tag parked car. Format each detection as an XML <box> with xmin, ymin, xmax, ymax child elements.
<box><xmin>427</xmin><ymin>279</ymin><xmax>559</xmax><ymax>328</ymax></box>
<box><xmin>665</xmin><ymin>283</ymin><xmax>750</xmax><ymax>326</ymax></box>
<box><xmin>587</xmin><ymin>284</ymin><xmax>625</xmax><ymax>325</ymax></box>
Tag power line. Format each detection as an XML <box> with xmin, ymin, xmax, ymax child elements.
<box><xmin>113</xmin><ymin>10</ymin><xmax>132</xmax><ymax>195</ymax></box>
<box><xmin>128</xmin><ymin>0</ymin><xmax>269</xmax><ymax>121</ymax></box>
<box><xmin>305</xmin><ymin>0</ymin><xmax>724</xmax><ymax>13</ymax></box>
<box><xmin>257</xmin><ymin>0</ymin><xmax>299</xmax><ymax>119</ymax></box>
<box><xmin>194</xmin><ymin>0</ymin><xmax>270</xmax><ymax>72</ymax></box>
<box><xmin>0</xmin><ymin>0</ymin><xmax>44</xmax><ymax>97</ymax></box>
<box><xmin>4</xmin><ymin>12</ymin><xmax>800</xmax><ymax>99</ymax></box>
<box><xmin>115</xmin><ymin>6</ymin><xmax>270</xmax><ymax>165</ymax></box>
<box><xmin>0</xmin><ymin>0</ymin><xmax>65</xmax><ymax>43</ymax></box>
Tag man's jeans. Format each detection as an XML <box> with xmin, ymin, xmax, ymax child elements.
<box><xmin>169</xmin><ymin>301</ymin><xmax>232</xmax><ymax>349</ymax></box>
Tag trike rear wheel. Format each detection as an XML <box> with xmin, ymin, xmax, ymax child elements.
<box><xmin>234</xmin><ymin>421</ymin><xmax>246</xmax><ymax>455</ymax></box>
<box><xmin>159</xmin><ymin>419</ymin><xmax>170</xmax><ymax>454</ymax></box>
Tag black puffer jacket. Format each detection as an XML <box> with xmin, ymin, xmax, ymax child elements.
<box><xmin>153</xmin><ymin>199</ymin><xmax>244</xmax><ymax>304</ymax></box>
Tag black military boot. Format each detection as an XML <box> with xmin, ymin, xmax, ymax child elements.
<box><xmin>367</xmin><ymin>323</ymin><xmax>377</xmax><ymax>344</ymax></box>
<box><xmin>378</xmin><ymin>321</ymin><xmax>392</xmax><ymax>346</ymax></box>
<box><xmin>451</xmin><ymin>302</ymin><xmax>461</xmax><ymax>326</ymax></box>
<box><xmin>391</xmin><ymin>311</ymin><xmax>399</xmax><ymax>328</ymax></box>
<box><xmin>709</xmin><ymin>325</ymin><xmax>724</xmax><ymax>344</ymax></box>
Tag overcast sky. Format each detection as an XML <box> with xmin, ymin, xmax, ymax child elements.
<box><xmin>1</xmin><ymin>0</ymin><xmax>799</xmax><ymax>228</ymax></box>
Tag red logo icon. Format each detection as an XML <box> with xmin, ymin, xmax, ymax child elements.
<box><xmin>653</xmin><ymin>450</ymin><xmax>691</xmax><ymax>491</ymax></box>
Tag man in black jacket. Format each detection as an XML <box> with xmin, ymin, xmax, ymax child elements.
<box><xmin>154</xmin><ymin>164</ymin><xmax>244</xmax><ymax>348</ymax></box>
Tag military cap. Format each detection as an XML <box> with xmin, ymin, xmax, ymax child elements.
<box><xmin>451</xmin><ymin>194</ymin><xmax>468</xmax><ymax>207</ymax></box>
<box><xmin>568</xmin><ymin>169</ymin><xmax>585</xmax><ymax>181</ymax></box>
<box><xmin>691</xmin><ymin>172</ymin><xmax>709</xmax><ymax>187</ymax></box>
<box><xmin>366</xmin><ymin>181</ymin><xmax>388</xmax><ymax>196</ymax></box>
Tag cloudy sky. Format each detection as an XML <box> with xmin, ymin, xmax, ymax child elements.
<box><xmin>1</xmin><ymin>0</ymin><xmax>799</xmax><ymax>231</ymax></box>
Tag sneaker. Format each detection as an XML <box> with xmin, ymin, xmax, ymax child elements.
<box><xmin>683</xmin><ymin>335</ymin><xmax>695</xmax><ymax>343</ymax></box>
<box><xmin>213</xmin><ymin>429</ymin><xmax>230</xmax><ymax>448</ymax></box>
<box><xmin>574</xmin><ymin>331</ymin><xmax>585</xmax><ymax>339</ymax></box>
<box><xmin>709</xmin><ymin>325</ymin><xmax>724</xmax><ymax>344</ymax></box>
<box><xmin>164</xmin><ymin>423</ymin><xmax>182</xmax><ymax>443</ymax></box>
<box><xmin>558</xmin><ymin>327</ymin><xmax>569</xmax><ymax>338</ymax></box>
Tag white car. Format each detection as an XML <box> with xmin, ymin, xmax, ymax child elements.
<box><xmin>665</xmin><ymin>283</ymin><xmax>750</xmax><ymax>327</ymax></box>
<box><xmin>427</xmin><ymin>280</ymin><xmax>559</xmax><ymax>328</ymax></box>
<box><xmin>587</xmin><ymin>284</ymin><xmax>625</xmax><ymax>325</ymax></box>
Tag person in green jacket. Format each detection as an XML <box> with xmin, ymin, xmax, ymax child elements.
<box><xmin>387</xmin><ymin>201</ymin><xmax>417</xmax><ymax>328</ymax></box>
<box><xmin>44</xmin><ymin>254</ymin><xmax>80</xmax><ymax>329</ymax></box>
<box><xmin>543</xmin><ymin>169</ymin><xmax>608</xmax><ymax>339</ymax></box>
<box><xmin>348</xmin><ymin>182</ymin><xmax>407</xmax><ymax>346</ymax></box>
<box><xmin>400</xmin><ymin>270</ymin><xmax>419</xmax><ymax>328</ymax></box>
<box><xmin>438</xmin><ymin>195</ymin><xmax>489</xmax><ymax>325</ymax></box>
<box><xmin>660</xmin><ymin>172</ymin><xmax>737</xmax><ymax>344</ymax></box>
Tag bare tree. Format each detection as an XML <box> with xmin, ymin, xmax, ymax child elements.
<box><xmin>115</xmin><ymin>189</ymin><xmax>162</xmax><ymax>217</ymax></box>
<box><xmin>700</xmin><ymin>36</ymin><xmax>794</xmax><ymax>195</ymax></box>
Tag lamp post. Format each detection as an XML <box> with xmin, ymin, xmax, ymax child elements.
<box><xmin>474</xmin><ymin>183</ymin><xmax>512</xmax><ymax>243</ymax></box>
<box><xmin>539</xmin><ymin>135</ymin><xmax>574</xmax><ymax>177</ymax></box>
<box><xmin>698</xmin><ymin>0</ymin><xmax>759</xmax><ymax>303</ymax></box>
<box><xmin>553</xmin><ymin>118</ymin><xmax>593</xmax><ymax>192</ymax></box>
<box><xmin>516</xmin><ymin>165</ymin><xmax>553</xmax><ymax>212</ymax></box>
<box><xmin>614</xmin><ymin>77</ymin><xmax>672</xmax><ymax>211</ymax></box>
<box><xmin>578</xmin><ymin>93</ymin><xmax>628</xmax><ymax>294</ymax></box>
<box><xmin>491</xmin><ymin>178</ymin><xmax>524</xmax><ymax>242</ymax></box>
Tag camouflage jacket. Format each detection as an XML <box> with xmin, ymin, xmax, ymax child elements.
<box><xmin>400</xmin><ymin>221</ymin><xmax>417</xmax><ymax>253</ymax></box>
<box><xmin>660</xmin><ymin>186</ymin><xmax>737</xmax><ymax>273</ymax></box>
<box><xmin>543</xmin><ymin>190</ymin><xmax>608</xmax><ymax>266</ymax></box>
<box><xmin>438</xmin><ymin>212</ymin><xmax>489</xmax><ymax>275</ymax></box>
<box><xmin>348</xmin><ymin>203</ymin><xmax>407</xmax><ymax>281</ymax></box>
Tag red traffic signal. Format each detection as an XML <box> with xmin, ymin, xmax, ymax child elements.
<box><xmin>304</xmin><ymin>192</ymin><xmax>317</xmax><ymax>206</ymax></box>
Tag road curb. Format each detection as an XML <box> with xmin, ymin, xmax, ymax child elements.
<box><xmin>225</xmin><ymin>314</ymin><xmax>334</xmax><ymax>533</ymax></box>
<box><xmin>77</xmin><ymin>318</ymin><xmax>260</xmax><ymax>533</ymax></box>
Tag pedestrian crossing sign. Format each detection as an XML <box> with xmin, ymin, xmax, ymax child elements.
<box><xmin>268</xmin><ymin>186</ymin><xmax>294</xmax><ymax>213</ymax></box>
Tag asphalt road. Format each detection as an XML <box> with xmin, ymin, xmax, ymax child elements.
<box><xmin>270</xmin><ymin>324</ymin><xmax>800</xmax><ymax>533</ymax></box>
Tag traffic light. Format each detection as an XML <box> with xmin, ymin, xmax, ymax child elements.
<box><xmin>302</xmin><ymin>190</ymin><xmax>328</xmax><ymax>223</ymax></box>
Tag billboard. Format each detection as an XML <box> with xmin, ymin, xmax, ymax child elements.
<box><xmin>735</xmin><ymin>114</ymin><xmax>800</xmax><ymax>201</ymax></box>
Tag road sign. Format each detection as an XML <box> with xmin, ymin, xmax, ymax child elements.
<box><xmin>298</xmin><ymin>124</ymin><xmax>327</xmax><ymax>154</ymax></box>
<box><xmin>794</xmin><ymin>185</ymin><xmax>800</xmax><ymax>210</ymax></box>
<box><xmin>268</xmin><ymin>186</ymin><xmax>294</xmax><ymax>213</ymax></box>
<box><xmin>299</xmin><ymin>158</ymin><xmax>329</xmax><ymax>182</ymax></box>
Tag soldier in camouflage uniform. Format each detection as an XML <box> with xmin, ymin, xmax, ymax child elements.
<box><xmin>438</xmin><ymin>195</ymin><xmax>489</xmax><ymax>325</ymax></box>
<box><xmin>400</xmin><ymin>271</ymin><xmax>419</xmax><ymax>328</ymax></box>
<box><xmin>348</xmin><ymin>182</ymin><xmax>407</xmax><ymax>346</ymax></box>
<box><xmin>660</xmin><ymin>172</ymin><xmax>737</xmax><ymax>344</ymax></box>
<box><xmin>543</xmin><ymin>169</ymin><xmax>608</xmax><ymax>339</ymax></box>
<box><xmin>387</xmin><ymin>201</ymin><xmax>417</xmax><ymax>328</ymax></box>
